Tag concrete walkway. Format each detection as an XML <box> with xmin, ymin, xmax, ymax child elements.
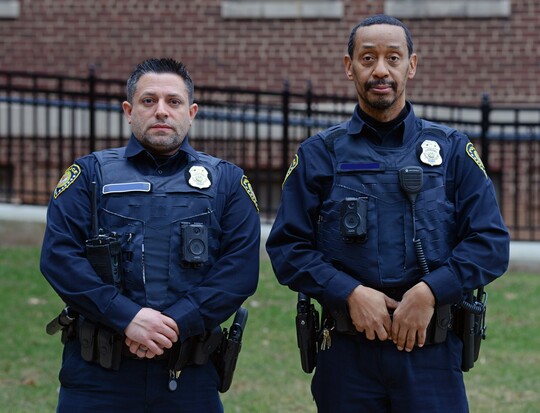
<box><xmin>0</xmin><ymin>203</ymin><xmax>538</xmax><ymax>272</ymax></box>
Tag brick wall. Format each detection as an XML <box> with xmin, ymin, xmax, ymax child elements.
<box><xmin>1</xmin><ymin>0</ymin><xmax>538</xmax><ymax>105</ymax></box>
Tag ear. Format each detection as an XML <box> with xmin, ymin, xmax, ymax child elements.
<box><xmin>407</xmin><ymin>53</ymin><xmax>418</xmax><ymax>80</ymax></box>
<box><xmin>122</xmin><ymin>101</ymin><xmax>133</xmax><ymax>123</ymax></box>
<box><xmin>189</xmin><ymin>103</ymin><xmax>198</xmax><ymax>122</ymax></box>
<box><xmin>343</xmin><ymin>55</ymin><xmax>354</xmax><ymax>80</ymax></box>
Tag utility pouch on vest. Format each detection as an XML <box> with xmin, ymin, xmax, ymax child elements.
<box><xmin>86</xmin><ymin>235</ymin><xmax>123</xmax><ymax>288</ymax></box>
<box><xmin>86</xmin><ymin>181</ymin><xmax>124</xmax><ymax>289</ymax></box>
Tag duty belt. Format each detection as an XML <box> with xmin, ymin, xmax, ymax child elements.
<box><xmin>325</xmin><ymin>303</ymin><xmax>453</xmax><ymax>345</ymax></box>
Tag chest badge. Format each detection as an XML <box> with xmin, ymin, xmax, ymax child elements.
<box><xmin>420</xmin><ymin>140</ymin><xmax>442</xmax><ymax>166</ymax></box>
<box><xmin>188</xmin><ymin>165</ymin><xmax>211</xmax><ymax>189</ymax></box>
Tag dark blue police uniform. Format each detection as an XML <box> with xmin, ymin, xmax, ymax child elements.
<box><xmin>41</xmin><ymin>135</ymin><xmax>260</xmax><ymax>413</ymax></box>
<box><xmin>266</xmin><ymin>103</ymin><xmax>510</xmax><ymax>413</ymax></box>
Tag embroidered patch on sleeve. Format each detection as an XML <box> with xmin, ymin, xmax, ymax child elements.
<box><xmin>282</xmin><ymin>154</ymin><xmax>299</xmax><ymax>188</ymax></box>
<box><xmin>54</xmin><ymin>164</ymin><xmax>82</xmax><ymax>199</ymax></box>
<box><xmin>241</xmin><ymin>175</ymin><xmax>259</xmax><ymax>212</ymax></box>
<box><xmin>466</xmin><ymin>142</ymin><xmax>487</xmax><ymax>179</ymax></box>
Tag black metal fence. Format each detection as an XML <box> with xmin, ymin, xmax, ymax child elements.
<box><xmin>0</xmin><ymin>70</ymin><xmax>539</xmax><ymax>240</ymax></box>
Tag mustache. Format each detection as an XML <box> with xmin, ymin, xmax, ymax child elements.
<box><xmin>365</xmin><ymin>80</ymin><xmax>397</xmax><ymax>90</ymax></box>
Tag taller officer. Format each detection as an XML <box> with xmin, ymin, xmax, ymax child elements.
<box><xmin>41</xmin><ymin>58</ymin><xmax>260</xmax><ymax>413</ymax></box>
<box><xmin>266</xmin><ymin>14</ymin><xmax>509</xmax><ymax>413</ymax></box>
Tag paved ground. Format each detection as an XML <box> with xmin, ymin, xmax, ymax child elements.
<box><xmin>1</xmin><ymin>203</ymin><xmax>538</xmax><ymax>273</ymax></box>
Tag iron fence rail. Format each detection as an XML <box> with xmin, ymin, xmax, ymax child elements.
<box><xmin>0</xmin><ymin>70</ymin><xmax>538</xmax><ymax>240</ymax></box>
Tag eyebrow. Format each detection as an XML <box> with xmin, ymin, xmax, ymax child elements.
<box><xmin>360</xmin><ymin>44</ymin><xmax>403</xmax><ymax>51</ymax></box>
<box><xmin>139</xmin><ymin>90</ymin><xmax>184</xmax><ymax>99</ymax></box>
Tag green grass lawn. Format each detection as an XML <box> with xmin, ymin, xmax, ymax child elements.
<box><xmin>1</xmin><ymin>246</ymin><xmax>539</xmax><ymax>412</ymax></box>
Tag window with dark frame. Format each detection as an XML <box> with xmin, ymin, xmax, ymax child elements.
<box><xmin>221</xmin><ymin>0</ymin><xmax>344</xmax><ymax>19</ymax></box>
<box><xmin>0</xmin><ymin>0</ymin><xmax>20</xmax><ymax>19</ymax></box>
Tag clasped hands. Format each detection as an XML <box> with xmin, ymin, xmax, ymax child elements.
<box><xmin>124</xmin><ymin>307</ymin><xmax>179</xmax><ymax>359</ymax></box>
<box><xmin>346</xmin><ymin>282</ymin><xmax>435</xmax><ymax>352</ymax></box>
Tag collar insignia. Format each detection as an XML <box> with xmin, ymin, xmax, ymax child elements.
<box><xmin>420</xmin><ymin>140</ymin><xmax>442</xmax><ymax>166</ymax></box>
<box><xmin>188</xmin><ymin>165</ymin><xmax>211</xmax><ymax>189</ymax></box>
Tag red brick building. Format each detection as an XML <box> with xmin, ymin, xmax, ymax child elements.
<box><xmin>0</xmin><ymin>0</ymin><xmax>537</xmax><ymax>105</ymax></box>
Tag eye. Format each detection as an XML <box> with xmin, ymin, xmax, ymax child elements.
<box><xmin>142</xmin><ymin>97</ymin><xmax>154</xmax><ymax>105</ymax></box>
<box><xmin>170</xmin><ymin>98</ymin><xmax>182</xmax><ymax>106</ymax></box>
<box><xmin>388</xmin><ymin>55</ymin><xmax>401</xmax><ymax>64</ymax></box>
<box><xmin>361</xmin><ymin>54</ymin><xmax>375</xmax><ymax>65</ymax></box>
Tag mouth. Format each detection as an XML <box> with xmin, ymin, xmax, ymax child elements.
<box><xmin>149</xmin><ymin>124</ymin><xmax>173</xmax><ymax>131</ymax></box>
<box><xmin>367</xmin><ymin>81</ymin><xmax>395</xmax><ymax>94</ymax></box>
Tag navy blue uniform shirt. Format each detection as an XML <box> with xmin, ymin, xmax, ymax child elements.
<box><xmin>266</xmin><ymin>104</ymin><xmax>509</xmax><ymax>309</ymax></box>
<box><xmin>41</xmin><ymin>136</ymin><xmax>260</xmax><ymax>341</ymax></box>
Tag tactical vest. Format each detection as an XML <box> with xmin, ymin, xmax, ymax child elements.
<box><xmin>93</xmin><ymin>148</ymin><xmax>222</xmax><ymax>310</ymax></box>
<box><xmin>317</xmin><ymin>121</ymin><xmax>458</xmax><ymax>289</ymax></box>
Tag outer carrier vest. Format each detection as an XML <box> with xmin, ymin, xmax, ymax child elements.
<box><xmin>317</xmin><ymin>121</ymin><xmax>458</xmax><ymax>289</ymax></box>
<box><xmin>93</xmin><ymin>148</ymin><xmax>222</xmax><ymax>311</ymax></box>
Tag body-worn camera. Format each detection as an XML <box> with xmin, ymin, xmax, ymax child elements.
<box><xmin>181</xmin><ymin>222</ymin><xmax>208</xmax><ymax>266</ymax></box>
<box><xmin>86</xmin><ymin>233</ymin><xmax>123</xmax><ymax>288</ymax></box>
<box><xmin>340</xmin><ymin>197</ymin><xmax>368</xmax><ymax>242</ymax></box>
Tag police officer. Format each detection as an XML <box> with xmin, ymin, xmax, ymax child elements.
<box><xmin>266</xmin><ymin>15</ymin><xmax>509</xmax><ymax>413</ymax></box>
<box><xmin>40</xmin><ymin>58</ymin><xmax>260</xmax><ymax>413</ymax></box>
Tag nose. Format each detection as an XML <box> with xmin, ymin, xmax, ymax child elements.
<box><xmin>372</xmin><ymin>58</ymin><xmax>390</xmax><ymax>78</ymax></box>
<box><xmin>155</xmin><ymin>100</ymin><xmax>169</xmax><ymax>119</ymax></box>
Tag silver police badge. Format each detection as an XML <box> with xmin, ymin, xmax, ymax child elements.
<box><xmin>188</xmin><ymin>165</ymin><xmax>211</xmax><ymax>189</ymax></box>
<box><xmin>420</xmin><ymin>140</ymin><xmax>442</xmax><ymax>166</ymax></box>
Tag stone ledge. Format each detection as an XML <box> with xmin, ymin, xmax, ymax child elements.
<box><xmin>0</xmin><ymin>0</ymin><xmax>20</xmax><ymax>19</ymax></box>
<box><xmin>221</xmin><ymin>1</ymin><xmax>343</xmax><ymax>19</ymax></box>
<box><xmin>385</xmin><ymin>0</ymin><xmax>510</xmax><ymax>19</ymax></box>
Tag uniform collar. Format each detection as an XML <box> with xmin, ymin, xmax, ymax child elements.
<box><xmin>124</xmin><ymin>134</ymin><xmax>200</xmax><ymax>161</ymax></box>
<box><xmin>347</xmin><ymin>102</ymin><xmax>418</xmax><ymax>145</ymax></box>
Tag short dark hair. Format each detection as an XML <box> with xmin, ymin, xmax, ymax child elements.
<box><xmin>126</xmin><ymin>58</ymin><xmax>194</xmax><ymax>104</ymax></box>
<box><xmin>347</xmin><ymin>14</ymin><xmax>414</xmax><ymax>58</ymax></box>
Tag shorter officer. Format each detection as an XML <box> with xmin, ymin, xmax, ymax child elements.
<box><xmin>266</xmin><ymin>15</ymin><xmax>509</xmax><ymax>413</ymax></box>
<box><xmin>41</xmin><ymin>58</ymin><xmax>260</xmax><ymax>413</ymax></box>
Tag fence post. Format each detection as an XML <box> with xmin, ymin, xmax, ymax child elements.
<box><xmin>480</xmin><ymin>93</ymin><xmax>491</xmax><ymax>172</ymax></box>
<box><xmin>88</xmin><ymin>65</ymin><xmax>97</xmax><ymax>153</ymax></box>
<box><xmin>282</xmin><ymin>80</ymin><xmax>290</xmax><ymax>177</ymax></box>
<box><xmin>306</xmin><ymin>80</ymin><xmax>313</xmax><ymax>138</ymax></box>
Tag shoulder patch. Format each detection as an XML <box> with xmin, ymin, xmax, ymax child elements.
<box><xmin>282</xmin><ymin>154</ymin><xmax>299</xmax><ymax>188</ymax></box>
<box><xmin>54</xmin><ymin>164</ymin><xmax>81</xmax><ymax>199</ymax></box>
<box><xmin>241</xmin><ymin>175</ymin><xmax>259</xmax><ymax>212</ymax></box>
<box><xmin>466</xmin><ymin>142</ymin><xmax>487</xmax><ymax>179</ymax></box>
